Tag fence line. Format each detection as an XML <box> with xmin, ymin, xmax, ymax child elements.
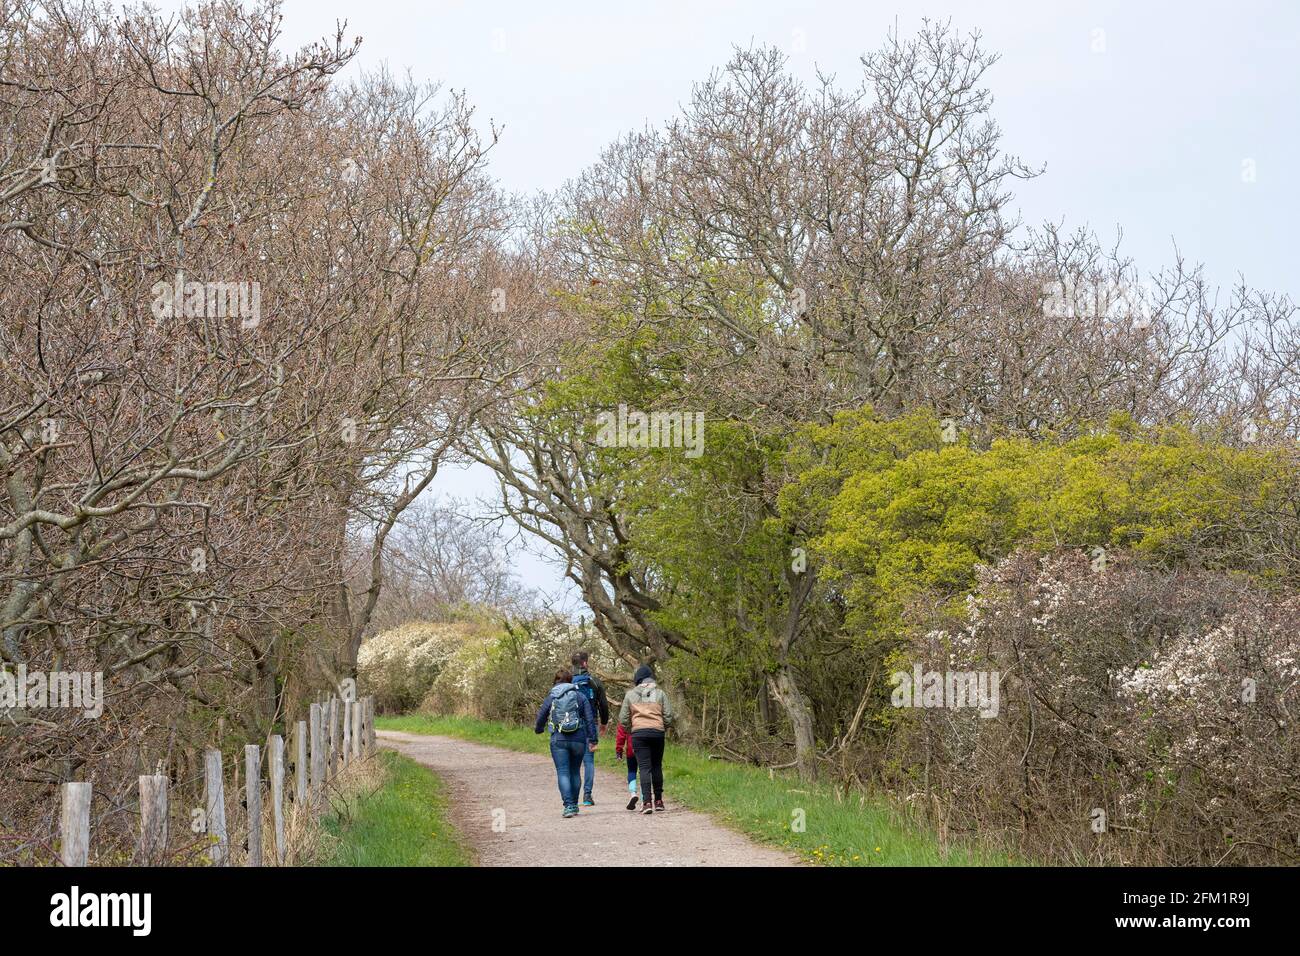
<box><xmin>54</xmin><ymin>694</ymin><xmax>378</xmax><ymax>867</ymax></box>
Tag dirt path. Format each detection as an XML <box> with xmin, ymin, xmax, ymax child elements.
<box><xmin>379</xmin><ymin>730</ymin><xmax>799</xmax><ymax>867</ymax></box>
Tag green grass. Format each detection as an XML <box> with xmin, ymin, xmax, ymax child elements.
<box><xmin>378</xmin><ymin>713</ymin><xmax>1014</xmax><ymax>866</ymax></box>
<box><xmin>320</xmin><ymin>750</ymin><xmax>472</xmax><ymax>867</ymax></box>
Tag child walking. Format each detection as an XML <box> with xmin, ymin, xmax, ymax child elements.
<box><xmin>614</xmin><ymin>721</ymin><xmax>639</xmax><ymax>809</ymax></box>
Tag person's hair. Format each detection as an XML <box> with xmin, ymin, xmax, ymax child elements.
<box><xmin>570</xmin><ymin>650</ymin><xmax>589</xmax><ymax>668</ymax></box>
<box><xmin>554</xmin><ymin>667</ymin><xmax>573</xmax><ymax>684</ymax></box>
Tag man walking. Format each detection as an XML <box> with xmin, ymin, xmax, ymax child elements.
<box><xmin>570</xmin><ymin>650</ymin><xmax>609</xmax><ymax>806</ymax></box>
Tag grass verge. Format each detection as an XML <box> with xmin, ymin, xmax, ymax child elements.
<box><xmin>377</xmin><ymin>713</ymin><xmax>1013</xmax><ymax>866</ymax></box>
<box><xmin>319</xmin><ymin>749</ymin><xmax>472</xmax><ymax>867</ymax></box>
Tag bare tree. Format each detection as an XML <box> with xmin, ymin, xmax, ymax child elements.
<box><xmin>352</xmin><ymin>496</ymin><xmax>532</xmax><ymax>632</ymax></box>
<box><xmin>0</xmin><ymin>0</ymin><xmax>531</xmax><ymax>851</ymax></box>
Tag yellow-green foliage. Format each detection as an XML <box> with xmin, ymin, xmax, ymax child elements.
<box><xmin>792</xmin><ymin>409</ymin><xmax>1287</xmax><ymax>641</ymax></box>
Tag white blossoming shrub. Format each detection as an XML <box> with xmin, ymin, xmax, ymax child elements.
<box><xmin>421</xmin><ymin>625</ymin><xmax>495</xmax><ymax>717</ymax></box>
<box><xmin>1112</xmin><ymin>602</ymin><xmax>1298</xmax><ymax>858</ymax></box>
<box><xmin>422</xmin><ymin>617</ymin><xmax>623</xmax><ymax>723</ymax></box>
<box><xmin>890</xmin><ymin>549</ymin><xmax>1298</xmax><ymax>865</ymax></box>
<box><xmin>357</xmin><ymin>621</ymin><xmax>466</xmax><ymax>712</ymax></box>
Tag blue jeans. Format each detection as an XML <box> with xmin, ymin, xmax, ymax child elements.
<box><xmin>581</xmin><ymin>747</ymin><xmax>596</xmax><ymax>798</ymax></box>
<box><xmin>550</xmin><ymin>736</ymin><xmax>587</xmax><ymax>809</ymax></box>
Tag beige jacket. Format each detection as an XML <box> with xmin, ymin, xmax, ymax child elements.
<box><xmin>618</xmin><ymin>680</ymin><xmax>675</xmax><ymax>733</ymax></box>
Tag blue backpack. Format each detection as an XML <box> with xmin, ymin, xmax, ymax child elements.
<box><xmin>548</xmin><ymin>684</ymin><xmax>582</xmax><ymax>734</ymax></box>
<box><xmin>573</xmin><ymin>671</ymin><xmax>597</xmax><ymax>704</ymax></box>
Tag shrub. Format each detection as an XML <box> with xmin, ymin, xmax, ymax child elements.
<box><xmin>358</xmin><ymin>622</ymin><xmax>466</xmax><ymax>713</ymax></box>
<box><xmin>422</xmin><ymin>617</ymin><xmax>624</xmax><ymax>723</ymax></box>
<box><xmin>1112</xmin><ymin>599</ymin><xmax>1299</xmax><ymax>863</ymax></box>
<box><xmin>887</xmin><ymin>549</ymin><xmax>1298</xmax><ymax>865</ymax></box>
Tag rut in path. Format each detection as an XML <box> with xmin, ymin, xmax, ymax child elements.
<box><xmin>379</xmin><ymin>730</ymin><xmax>799</xmax><ymax>867</ymax></box>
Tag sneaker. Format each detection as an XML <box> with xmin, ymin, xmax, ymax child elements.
<box><xmin>626</xmin><ymin>795</ymin><xmax>639</xmax><ymax>811</ymax></box>
<box><xmin>653</xmin><ymin>799</ymin><xmax>666</xmax><ymax>812</ymax></box>
<box><xmin>582</xmin><ymin>795</ymin><xmax>595</xmax><ymax>807</ymax></box>
<box><xmin>641</xmin><ymin>803</ymin><xmax>654</xmax><ymax>815</ymax></box>
<box><xmin>562</xmin><ymin>806</ymin><xmax>577</xmax><ymax>818</ymax></box>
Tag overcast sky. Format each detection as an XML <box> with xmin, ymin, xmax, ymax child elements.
<box><xmin>147</xmin><ymin>0</ymin><xmax>1300</xmax><ymax>602</ymax></box>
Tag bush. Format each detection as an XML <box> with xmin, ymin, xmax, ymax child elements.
<box><xmin>357</xmin><ymin>622</ymin><xmax>466</xmax><ymax>713</ymax></box>
<box><xmin>1112</xmin><ymin>598</ymin><xmax>1299</xmax><ymax>863</ymax></box>
<box><xmin>887</xmin><ymin>549</ymin><xmax>1299</xmax><ymax>865</ymax></box>
<box><xmin>422</xmin><ymin>617</ymin><xmax>624</xmax><ymax>723</ymax></box>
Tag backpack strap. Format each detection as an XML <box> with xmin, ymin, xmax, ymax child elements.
<box><xmin>547</xmin><ymin>688</ymin><xmax>561</xmax><ymax>732</ymax></box>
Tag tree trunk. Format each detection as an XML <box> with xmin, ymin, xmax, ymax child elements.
<box><xmin>656</xmin><ymin>670</ymin><xmax>693</xmax><ymax>738</ymax></box>
<box><xmin>767</xmin><ymin>561</ymin><xmax>818</xmax><ymax>781</ymax></box>
<box><xmin>768</xmin><ymin>665</ymin><xmax>817</xmax><ymax>782</ymax></box>
<box><xmin>757</xmin><ymin>677</ymin><xmax>776</xmax><ymax>735</ymax></box>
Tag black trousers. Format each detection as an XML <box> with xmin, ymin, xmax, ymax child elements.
<box><xmin>631</xmin><ymin>733</ymin><xmax>665</xmax><ymax>802</ymax></box>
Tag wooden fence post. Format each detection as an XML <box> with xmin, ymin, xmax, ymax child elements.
<box><xmin>351</xmin><ymin>698</ymin><xmax>362</xmax><ymax>760</ymax></box>
<box><xmin>367</xmin><ymin>696</ymin><xmax>377</xmax><ymax>752</ymax></box>
<box><xmin>59</xmin><ymin>782</ymin><xmax>91</xmax><ymax>867</ymax></box>
<box><xmin>138</xmin><ymin>775</ymin><xmax>168</xmax><ymax>864</ymax></box>
<box><xmin>295</xmin><ymin>719</ymin><xmax>308</xmax><ymax>808</ymax></box>
<box><xmin>204</xmin><ymin>749</ymin><xmax>228</xmax><ymax>866</ymax></box>
<box><xmin>245</xmin><ymin>744</ymin><xmax>262</xmax><ymax>867</ymax></box>
<box><xmin>342</xmin><ymin>700</ymin><xmax>353</xmax><ymax>766</ymax></box>
<box><xmin>328</xmin><ymin>696</ymin><xmax>339</xmax><ymax>778</ymax></box>
<box><xmin>270</xmin><ymin>735</ymin><xmax>286</xmax><ymax>864</ymax></box>
<box><xmin>309</xmin><ymin>702</ymin><xmax>325</xmax><ymax>805</ymax></box>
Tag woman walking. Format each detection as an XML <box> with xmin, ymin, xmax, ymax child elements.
<box><xmin>618</xmin><ymin>664</ymin><xmax>675</xmax><ymax>814</ymax></box>
<box><xmin>534</xmin><ymin>667</ymin><xmax>599</xmax><ymax>817</ymax></box>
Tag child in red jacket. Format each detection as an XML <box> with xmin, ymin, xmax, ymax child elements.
<box><xmin>614</xmin><ymin>722</ymin><xmax>640</xmax><ymax>810</ymax></box>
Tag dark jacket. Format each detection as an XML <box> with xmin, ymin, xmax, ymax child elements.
<box><xmin>534</xmin><ymin>682</ymin><xmax>599</xmax><ymax>745</ymax></box>
<box><xmin>574</xmin><ymin>667</ymin><xmax>610</xmax><ymax>724</ymax></box>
